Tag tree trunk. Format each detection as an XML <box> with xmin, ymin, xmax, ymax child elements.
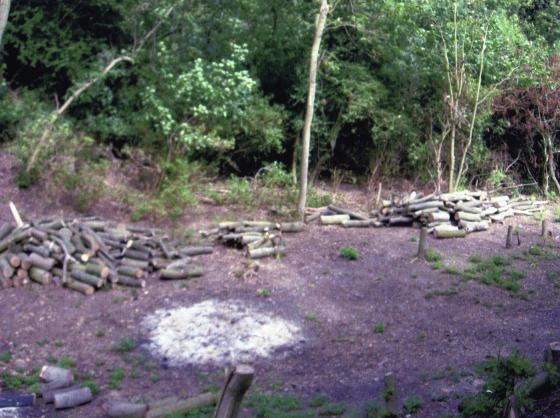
<box><xmin>417</xmin><ymin>228</ymin><xmax>428</xmax><ymax>258</ymax></box>
<box><xmin>0</xmin><ymin>0</ymin><xmax>10</xmax><ymax>48</ymax></box>
<box><xmin>213</xmin><ymin>365</ymin><xmax>254</xmax><ymax>418</ymax></box>
<box><xmin>546</xmin><ymin>135</ymin><xmax>560</xmax><ymax>195</ymax></box>
<box><xmin>506</xmin><ymin>225</ymin><xmax>513</xmax><ymax>249</ymax></box>
<box><xmin>296</xmin><ymin>0</ymin><xmax>329</xmax><ymax>220</ymax></box>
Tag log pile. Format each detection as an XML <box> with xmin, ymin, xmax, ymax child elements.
<box><xmin>306</xmin><ymin>192</ymin><xmax>547</xmax><ymax>238</ymax></box>
<box><xmin>202</xmin><ymin>221</ymin><xmax>304</xmax><ymax>259</ymax></box>
<box><xmin>0</xmin><ymin>214</ymin><xmax>212</xmax><ymax>294</ymax></box>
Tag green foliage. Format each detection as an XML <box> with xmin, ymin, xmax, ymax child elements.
<box><xmin>112</xmin><ymin>336</ymin><xmax>137</xmax><ymax>353</ymax></box>
<box><xmin>462</xmin><ymin>254</ymin><xmax>525</xmax><ymax>293</ymax></box>
<box><xmin>81</xmin><ymin>379</ymin><xmax>100</xmax><ymax>396</ymax></box>
<box><xmin>364</xmin><ymin>401</ymin><xmax>392</xmax><ymax>418</ymax></box>
<box><xmin>2</xmin><ymin>370</ymin><xmax>40</xmax><ymax>390</ymax></box>
<box><xmin>306</xmin><ymin>189</ymin><xmax>333</xmax><ymax>208</ymax></box>
<box><xmin>227</xmin><ymin>176</ymin><xmax>253</xmax><ymax>207</ymax></box>
<box><xmin>403</xmin><ymin>395</ymin><xmax>424</xmax><ymax>414</ymax></box>
<box><xmin>425</xmin><ymin>249</ymin><xmax>442</xmax><ymax>263</ymax></box>
<box><xmin>373</xmin><ymin>323</ymin><xmax>385</xmax><ymax>334</ymax></box>
<box><xmin>0</xmin><ymin>351</ymin><xmax>12</xmax><ymax>364</ymax></box>
<box><xmin>461</xmin><ymin>351</ymin><xmax>534</xmax><ymax>417</ymax></box>
<box><xmin>340</xmin><ymin>246</ymin><xmax>359</xmax><ymax>260</ymax></box>
<box><xmin>57</xmin><ymin>357</ymin><xmax>76</xmax><ymax>369</ymax></box>
<box><xmin>258</xmin><ymin>162</ymin><xmax>293</xmax><ymax>188</ymax></box>
<box><xmin>108</xmin><ymin>368</ymin><xmax>125</xmax><ymax>389</ymax></box>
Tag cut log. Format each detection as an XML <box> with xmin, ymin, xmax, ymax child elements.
<box><xmin>388</xmin><ymin>216</ymin><xmax>414</xmax><ymax>226</ymax></box>
<box><xmin>327</xmin><ymin>205</ymin><xmax>369</xmax><ymax>220</ymax></box>
<box><xmin>64</xmin><ymin>280</ymin><xmax>95</xmax><ymax>296</ymax></box>
<box><xmin>3</xmin><ymin>253</ymin><xmax>21</xmax><ymax>268</ymax></box>
<box><xmin>85</xmin><ymin>263</ymin><xmax>110</xmax><ymax>279</ymax></box>
<box><xmin>248</xmin><ymin>247</ymin><xmax>286</xmax><ymax>259</ymax></box>
<box><xmin>17</xmin><ymin>253</ymin><xmax>31</xmax><ymax>270</ymax></box>
<box><xmin>454</xmin><ymin>212</ymin><xmax>482</xmax><ymax>222</ymax></box>
<box><xmin>434</xmin><ymin>226</ymin><xmax>466</xmax><ymax>239</ymax></box>
<box><xmin>459</xmin><ymin>220</ymin><xmax>489</xmax><ymax>233</ymax></box>
<box><xmin>29</xmin><ymin>267</ymin><xmax>52</xmax><ymax>285</ymax></box>
<box><xmin>278</xmin><ymin>222</ymin><xmax>305</xmax><ymax>233</ymax></box>
<box><xmin>123</xmin><ymin>248</ymin><xmax>151</xmax><ymax>261</ymax></box>
<box><xmin>42</xmin><ymin>384</ymin><xmax>80</xmax><ymax>403</ymax></box>
<box><xmin>40</xmin><ymin>366</ymin><xmax>74</xmax><ymax>383</ymax></box>
<box><xmin>70</xmin><ymin>271</ymin><xmax>103</xmax><ymax>288</ymax></box>
<box><xmin>0</xmin><ymin>257</ymin><xmax>14</xmax><ymax>278</ymax></box>
<box><xmin>120</xmin><ymin>258</ymin><xmax>150</xmax><ymax>269</ymax></box>
<box><xmin>320</xmin><ymin>214</ymin><xmax>350</xmax><ymax>225</ymax></box>
<box><xmin>180</xmin><ymin>246</ymin><xmax>214</xmax><ymax>256</ymax></box>
<box><xmin>481</xmin><ymin>207</ymin><xmax>498</xmax><ymax>216</ymax></box>
<box><xmin>454</xmin><ymin>204</ymin><xmax>482</xmax><ymax>214</ymax></box>
<box><xmin>213</xmin><ymin>365</ymin><xmax>254</xmax><ymax>418</ymax></box>
<box><xmin>117</xmin><ymin>275</ymin><xmax>145</xmax><ymax>288</ymax></box>
<box><xmin>54</xmin><ymin>387</ymin><xmax>93</xmax><ymax>409</ymax></box>
<box><xmin>0</xmin><ymin>394</ymin><xmax>36</xmax><ymax>408</ymax></box>
<box><xmin>341</xmin><ymin>220</ymin><xmax>373</xmax><ymax>228</ymax></box>
<box><xmin>27</xmin><ymin>253</ymin><xmax>56</xmax><ymax>270</ymax></box>
<box><xmin>407</xmin><ymin>201</ymin><xmax>444</xmax><ymax>211</ymax></box>
<box><xmin>490</xmin><ymin>209</ymin><xmax>514</xmax><ymax>222</ymax></box>
<box><xmin>427</xmin><ymin>212</ymin><xmax>451</xmax><ymax>223</ymax></box>
<box><xmin>0</xmin><ymin>223</ymin><xmax>15</xmax><ymax>241</ymax></box>
<box><xmin>160</xmin><ymin>266</ymin><xmax>204</xmax><ymax>280</ymax></box>
<box><xmin>117</xmin><ymin>266</ymin><xmax>143</xmax><ymax>279</ymax></box>
<box><xmin>146</xmin><ymin>393</ymin><xmax>217</xmax><ymax>418</ymax></box>
<box><xmin>105</xmin><ymin>400</ymin><xmax>148</xmax><ymax>418</ymax></box>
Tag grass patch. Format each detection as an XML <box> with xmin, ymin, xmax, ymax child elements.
<box><xmin>431</xmin><ymin>260</ymin><xmax>443</xmax><ymax>270</ymax></box>
<box><xmin>425</xmin><ymin>249</ymin><xmax>441</xmax><ymax>263</ymax></box>
<box><xmin>304</xmin><ymin>311</ymin><xmax>319</xmax><ymax>322</ymax></box>
<box><xmin>444</xmin><ymin>265</ymin><xmax>460</xmax><ymax>275</ymax></box>
<box><xmin>373</xmin><ymin>323</ymin><xmax>385</xmax><ymax>334</ymax></box>
<box><xmin>256</xmin><ymin>288</ymin><xmax>272</xmax><ymax>298</ymax></box>
<box><xmin>403</xmin><ymin>395</ymin><xmax>423</xmax><ymax>414</ymax></box>
<box><xmin>527</xmin><ymin>245</ymin><xmax>546</xmax><ymax>257</ymax></box>
<box><xmin>318</xmin><ymin>402</ymin><xmax>346</xmax><ymax>416</ymax></box>
<box><xmin>108</xmin><ymin>368</ymin><xmax>125</xmax><ymax>390</ymax></box>
<box><xmin>81</xmin><ymin>379</ymin><xmax>100</xmax><ymax>395</ymax></box>
<box><xmin>425</xmin><ymin>287</ymin><xmax>459</xmax><ymax>300</ymax></box>
<box><xmin>112</xmin><ymin>336</ymin><xmax>137</xmax><ymax>353</ymax></box>
<box><xmin>462</xmin><ymin>254</ymin><xmax>525</xmax><ymax>293</ymax></box>
<box><xmin>0</xmin><ymin>351</ymin><xmax>12</xmax><ymax>364</ymax></box>
<box><xmin>2</xmin><ymin>370</ymin><xmax>40</xmax><ymax>391</ymax></box>
<box><xmin>57</xmin><ymin>357</ymin><xmax>76</xmax><ymax>369</ymax></box>
<box><xmin>340</xmin><ymin>246</ymin><xmax>359</xmax><ymax>260</ymax></box>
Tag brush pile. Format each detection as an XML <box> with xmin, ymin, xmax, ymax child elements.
<box><xmin>306</xmin><ymin>191</ymin><xmax>547</xmax><ymax>238</ymax></box>
<box><xmin>0</xmin><ymin>214</ymin><xmax>212</xmax><ymax>294</ymax></box>
<box><xmin>202</xmin><ymin>221</ymin><xmax>304</xmax><ymax>258</ymax></box>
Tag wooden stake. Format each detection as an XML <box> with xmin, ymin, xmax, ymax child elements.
<box><xmin>213</xmin><ymin>365</ymin><xmax>254</xmax><ymax>418</ymax></box>
<box><xmin>417</xmin><ymin>228</ymin><xmax>427</xmax><ymax>259</ymax></box>
<box><xmin>506</xmin><ymin>225</ymin><xmax>513</xmax><ymax>249</ymax></box>
<box><xmin>9</xmin><ymin>201</ymin><xmax>24</xmax><ymax>228</ymax></box>
<box><xmin>545</xmin><ymin>341</ymin><xmax>560</xmax><ymax>369</ymax></box>
<box><xmin>541</xmin><ymin>219</ymin><xmax>549</xmax><ymax>238</ymax></box>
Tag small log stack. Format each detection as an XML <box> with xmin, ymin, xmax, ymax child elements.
<box><xmin>306</xmin><ymin>192</ymin><xmax>547</xmax><ymax>238</ymax></box>
<box><xmin>201</xmin><ymin>221</ymin><xmax>304</xmax><ymax>259</ymax></box>
<box><xmin>0</xmin><ymin>215</ymin><xmax>213</xmax><ymax>294</ymax></box>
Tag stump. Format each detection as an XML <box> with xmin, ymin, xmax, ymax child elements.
<box><xmin>214</xmin><ymin>365</ymin><xmax>254</xmax><ymax>418</ymax></box>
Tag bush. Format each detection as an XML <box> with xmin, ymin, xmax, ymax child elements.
<box><xmin>340</xmin><ymin>246</ymin><xmax>359</xmax><ymax>260</ymax></box>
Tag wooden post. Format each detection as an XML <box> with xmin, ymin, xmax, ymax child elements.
<box><xmin>213</xmin><ymin>365</ymin><xmax>254</xmax><ymax>418</ymax></box>
<box><xmin>417</xmin><ymin>227</ymin><xmax>427</xmax><ymax>259</ymax></box>
<box><xmin>375</xmin><ymin>182</ymin><xmax>383</xmax><ymax>207</ymax></box>
<box><xmin>515</xmin><ymin>229</ymin><xmax>521</xmax><ymax>246</ymax></box>
<box><xmin>545</xmin><ymin>341</ymin><xmax>560</xmax><ymax>369</ymax></box>
<box><xmin>541</xmin><ymin>219</ymin><xmax>549</xmax><ymax>238</ymax></box>
<box><xmin>505</xmin><ymin>225</ymin><xmax>513</xmax><ymax>249</ymax></box>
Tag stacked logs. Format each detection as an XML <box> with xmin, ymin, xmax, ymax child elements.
<box><xmin>306</xmin><ymin>192</ymin><xmax>547</xmax><ymax>238</ymax></box>
<box><xmin>201</xmin><ymin>221</ymin><xmax>304</xmax><ymax>259</ymax></box>
<box><xmin>0</xmin><ymin>216</ymin><xmax>212</xmax><ymax>294</ymax></box>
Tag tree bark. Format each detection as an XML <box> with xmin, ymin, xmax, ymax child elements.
<box><xmin>104</xmin><ymin>400</ymin><xmax>148</xmax><ymax>418</ymax></box>
<box><xmin>147</xmin><ymin>393</ymin><xmax>217</xmax><ymax>418</ymax></box>
<box><xmin>417</xmin><ymin>228</ymin><xmax>428</xmax><ymax>258</ymax></box>
<box><xmin>0</xmin><ymin>0</ymin><xmax>10</xmax><ymax>48</ymax></box>
<box><xmin>296</xmin><ymin>0</ymin><xmax>329</xmax><ymax>220</ymax></box>
<box><xmin>54</xmin><ymin>387</ymin><xmax>93</xmax><ymax>409</ymax></box>
<box><xmin>213</xmin><ymin>365</ymin><xmax>254</xmax><ymax>418</ymax></box>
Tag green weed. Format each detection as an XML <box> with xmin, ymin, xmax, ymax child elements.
<box><xmin>81</xmin><ymin>379</ymin><xmax>99</xmax><ymax>395</ymax></box>
<box><xmin>340</xmin><ymin>246</ymin><xmax>359</xmax><ymax>260</ymax></box>
<box><xmin>403</xmin><ymin>395</ymin><xmax>424</xmax><ymax>414</ymax></box>
<box><xmin>425</xmin><ymin>249</ymin><xmax>441</xmax><ymax>262</ymax></box>
<box><xmin>373</xmin><ymin>323</ymin><xmax>385</xmax><ymax>333</ymax></box>
<box><xmin>57</xmin><ymin>357</ymin><xmax>76</xmax><ymax>369</ymax></box>
<box><xmin>0</xmin><ymin>351</ymin><xmax>12</xmax><ymax>364</ymax></box>
<box><xmin>112</xmin><ymin>336</ymin><xmax>137</xmax><ymax>353</ymax></box>
<box><xmin>108</xmin><ymin>368</ymin><xmax>125</xmax><ymax>389</ymax></box>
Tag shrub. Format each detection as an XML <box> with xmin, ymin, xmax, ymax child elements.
<box><xmin>425</xmin><ymin>249</ymin><xmax>441</xmax><ymax>263</ymax></box>
<box><xmin>403</xmin><ymin>395</ymin><xmax>424</xmax><ymax>414</ymax></box>
<box><xmin>340</xmin><ymin>246</ymin><xmax>359</xmax><ymax>260</ymax></box>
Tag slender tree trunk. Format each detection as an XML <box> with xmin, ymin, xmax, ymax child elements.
<box><xmin>449</xmin><ymin>125</ymin><xmax>456</xmax><ymax>192</ymax></box>
<box><xmin>545</xmin><ymin>135</ymin><xmax>560</xmax><ymax>195</ymax></box>
<box><xmin>0</xmin><ymin>0</ymin><xmax>10</xmax><ymax>48</ymax></box>
<box><xmin>297</xmin><ymin>0</ymin><xmax>329</xmax><ymax>220</ymax></box>
<box><xmin>310</xmin><ymin>105</ymin><xmax>344</xmax><ymax>185</ymax></box>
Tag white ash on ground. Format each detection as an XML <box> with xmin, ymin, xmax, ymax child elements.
<box><xmin>142</xmin><ymin>299</ymin><xmax>303</xmax><ymax>366</ymax></box>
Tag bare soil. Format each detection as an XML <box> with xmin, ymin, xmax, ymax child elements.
<box><xmin>0</xmin><ymin>150</ymin><xmax>559</xmax><ymax>417</ymax></box>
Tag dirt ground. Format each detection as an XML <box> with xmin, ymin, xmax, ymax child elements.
<box><xmin>0</xmin><ymin>150</ymin><xmax>559</xmax><ymax>418</ymax></box>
